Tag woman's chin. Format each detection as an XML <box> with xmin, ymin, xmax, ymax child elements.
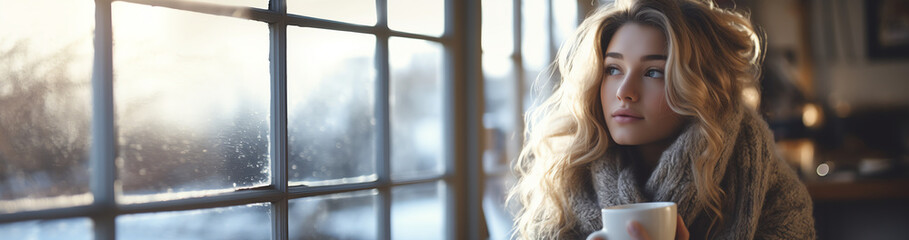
<box><xmin>611</xmin><ymin>136</ymin><xmax>641</xmax><ymax>146</ymax></box>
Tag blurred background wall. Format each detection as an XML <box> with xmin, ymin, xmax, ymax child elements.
<box><xmin>725</xmin><ymin>0</ymin><xmax>909</xmax><ymax>239</ymax></box>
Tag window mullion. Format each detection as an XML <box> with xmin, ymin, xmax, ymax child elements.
<box><xmin>547</xmin><ymin>0</ymin><xmax>558</xmax><ymax>61</ymax></box>
<box><xmin>447</xmin><ymin>0</ymin><xmax>484</xmax><ymax>239</ymax></box>
<box><xmin>90</xmin><ymin>0</ymin><xmax>118</xmax><ymax>239</ymax></box>
<box><xmin>375</xmin><ymin>0</ymin><xmax>392</xmax><ymax>239</ymax></box>
<box><xmin>269</xmin><ymin>0</ymin><xmax>288</xmax><ymax>240</ymax></box>
<box><xmin>513</xmin><ymin>0</ymin><xmax>526</xmax><ymax>153</ymax></box>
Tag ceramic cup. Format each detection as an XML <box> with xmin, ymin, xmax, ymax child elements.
<box><xmin>586</xmin><ymin>202</ymin><xmax>677</xmax><ymax>240</ymax></box>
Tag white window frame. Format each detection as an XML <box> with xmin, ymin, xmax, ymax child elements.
<box><xmin>0</xmin><ymin>0</ymin><xmax>486</xmax><ymax>239</ymax></box>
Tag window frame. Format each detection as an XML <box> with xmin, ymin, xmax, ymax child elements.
<box><xmin>0</xmin><ymin>0</ymin><xmax>485</xmax><ymax>239</ymax></box>
<box><xmin>478</xmin><ymin>0</ymin><xmax>586</xmax><ymax>238</ymax></box>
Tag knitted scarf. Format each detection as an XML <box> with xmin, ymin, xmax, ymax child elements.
<box><xmin>565</xmin><ymin>107</ymin><xmax>816</xmax><ymax>239</ymax></box>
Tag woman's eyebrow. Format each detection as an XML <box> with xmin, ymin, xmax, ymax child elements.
<box><xmin>642</xmin><ymin>54</ymin><xmax>667</xmax><ymax>61</ymax></box>
<box><xmin>604</xmin><ymin>52</ymin><xmax>666</xmax><ymax>61</ymax></box>
<box><xmin>605</xmin><ymin>52</ymin><xmax>623</xmax><ymax>59</ymax></box>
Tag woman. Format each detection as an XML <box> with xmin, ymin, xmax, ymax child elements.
<box><xmin>508</xmin><ymin>0</ymin><xmax>816</xmax><ymax>239</ymax></box>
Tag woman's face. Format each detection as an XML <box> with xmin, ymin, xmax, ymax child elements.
<box><xmin>600</xmin><ymin>23</ymin><xmax>685</xmax><ymax>146</ymax></box>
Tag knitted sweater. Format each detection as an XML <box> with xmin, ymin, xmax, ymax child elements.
<box><xmin>566</xmin><ymin>107</ymin><xmax>816</xmax><ymax>239</ymax></box>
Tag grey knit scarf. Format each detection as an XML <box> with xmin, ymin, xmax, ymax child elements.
<box><xmin>565</xmin><ymin>107</ymin><xmax>816</xmax><ymax>239</ymax></box>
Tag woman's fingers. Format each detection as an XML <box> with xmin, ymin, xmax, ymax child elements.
<box><xmin>675</xmin><ymin>215</ymin><xmax>690</xmax><ymax>240</ymax></box>
<box><xmin>627</xmin><ymin>221</ymin><xmax>652</xmax><ymax>240</ymax></box>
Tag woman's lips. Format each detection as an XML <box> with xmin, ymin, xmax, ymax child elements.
<box><xmin>612</xmin><ymin>109</ymin><xmax>643</xmax><ymax>123</ymax></box>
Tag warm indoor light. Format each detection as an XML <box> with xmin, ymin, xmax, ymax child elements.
<box><xmin>802</xmin><ymin>103</ymin><xmax>821</xmax><ymax>128</ymax></box>
<box><xmin>816</xmin><ymin>162</ymin><xmax>830</xmax><ymax>177</ymax></box>
<box><xmin>800</xmin><ymin>140</ymin><xmax>815</xmax><ymax>176</ymax></box>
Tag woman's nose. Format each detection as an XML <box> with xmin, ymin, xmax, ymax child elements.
<box><xmin>616</xmin><ymin>76</ymin><xmax>639</xmax><ymax>103</ymax></box>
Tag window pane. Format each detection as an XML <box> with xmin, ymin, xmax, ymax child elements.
<box><xmin>389</xmin><ymin>38</ymin><xmax>444</xmax><ymax>180</ymax></box>
<box><xmin>522</xmin><ymin>0</ymin><xmax>551</xmax><ymax>72</ymax></box>
<box><xmin>481</xmin><ymin>0</ymin><xmax>514</xmax><ymax>56</ymax></box>
<box><xmin>288</xmin><ymin>0</ymin><xmax>376</xmax><ymax>26</ymax></box>
<box><xmin>0</xmin><ymin>0</ymin><xmax>93</xmax><ymax>212</ymax></box>
<box><xmin>0</xmin><ymin>217</ymin><xmax>92</xmax><ymax>240</ymax></box>
<box><xmin>552</xmin><ymin>0</ymin><xmax>578</xmax><ymax>48</ymax></box>
<box><xmin>171</xmin><ymin>0</ymin><xmax>267</xmax><ymax>9</ymax></box>
<box><xmin>484</xmin><ymin>176</ymin><xmax>517</xmax><ymax>240</ymax></box>
<box><xmin>482</xmin><ymin>55</ymin><xmax>519</xmax><ymax>173</ymax></box>
<box><xmin>522</xmin><ymin>0</ymin><xmax>555</xmax><ymax>112</ymax></box>
<box><xmin>388</xmin><ymin>0</ymin><xmax>445</xmax><ymax>36</ymax></box>
<box><xmin>287</xmin><ymin>27</ymin><xmax>377</xmax><ymax>186</ymax></box>
<box><xmin>117</xmin><ymin>203</ymin><xmax>270</xmax><ymax>239</ymax></box>
<box><xmin>112</xmin><ymin>2</ymin><xmax>270</xmax><ymax>203</ymax></box>
<box><xmin>392</xmin><ymin>181</ymin><xmax>445</xmax><ymax>240</ymax></box>
<box><xmin>289</xmin><ymin>190</ymin><xmax>378</xmax><ymax>240</ymax></box>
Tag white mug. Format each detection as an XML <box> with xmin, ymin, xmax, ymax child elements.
<box><xmin>586</xmin><ymin>202</ymin><xmax>677</xmax><ymax>240</ymax></box>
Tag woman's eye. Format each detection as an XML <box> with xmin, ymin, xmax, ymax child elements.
<box><xmin>645</xmin><ymin>69</ymin><xmax>664</xmax><ymax>78</ymax></box>
<box><xmin>606</xmin><ymin>67</ymin><xmax>622</xmax><ymax>76</ymax></box>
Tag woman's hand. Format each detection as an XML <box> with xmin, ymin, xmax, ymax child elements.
<box><xmin>626</xmin><ymin>215</ymin><xmax>689</xmax><ymax>240</ymax></box>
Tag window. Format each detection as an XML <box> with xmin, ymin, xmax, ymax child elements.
<box><xmin>480</xmin><ymin>0</ymin><xmax>578</xmax><ymax>239</ymax></box>
<box><xmin>0</xmin><ymin>0</ymin><xmax>481</xmax><ymax>239</ymax></box>
<box><xmin>0</xmin><ymin>0</ymin><xmax>582</xmax><ymax>239</ymax></box>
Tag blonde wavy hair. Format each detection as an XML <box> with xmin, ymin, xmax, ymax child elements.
<box><xmin>507</xmin><ymin>0</ymin><xmax>763</xmax><ymax>238</ymax></box>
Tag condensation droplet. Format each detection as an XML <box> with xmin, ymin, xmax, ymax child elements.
<box><xmin>202</xmin><ymin>149</ymin><xmax>208</xmax><ymax>153</ymax></box>
<box><xmin>232</xmin><ymin>183</ymin><xmax>237</xmax><ymax>188</ymax></box>
<box><xmin>335</xmin><ymin>142</ymin><xmax>342</xmax><ymax>148</ymax></box>
<box><xmin>292</xmin><ymin>164</ymin><xmax>297</xmax><ymax>170</ymax></box>
<box><xmin>139</xmin><ymin>168</ymin><xmax>146</xmax><ymax>176</ymax></box>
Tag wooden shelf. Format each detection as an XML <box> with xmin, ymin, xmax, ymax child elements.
<box><xmin>805</xmin><ymin>179</ymin><xmax>909</xmax><ymax>202</ymax></box>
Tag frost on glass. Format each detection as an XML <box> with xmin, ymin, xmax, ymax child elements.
<box><xmin>0</xmin><ymin>0</ymin><xmax>93</xmax><ymax>212</ymax></box>
<box><xmin>287</xmin><ymin>27</ymin><xmax>377</xmax><ymax>186</ymax></box>
<box><xmin>288</xmin><ymin>0</ymin><xmax>376</xmax><ymax>26</ymax></box>
<box><xmin>388</xmin><ymin>0</ymin><xmax>445</xmax><ymax>36</ymax></box>
<box><xmin>0</xmin><ymin>217</ymin><xmax>92</xmax><ymax>240</ymax></box>
<box><xmin>117</xmin><ymin>203</ymin><xmax>270</xmax><ymax>240</ymax></box>
<box><xmin>392</xmin><ymin>181</ymin><xmax>445</xmax><ymax>240</ymax></box>
<box><xmin>389</xmin><ymin>38</ymin><xmax>444</xmax><ymax>180</ymax></box>
<box><xmin>289</xmin><ymin>190</ymin><xmax>377</xmax><ymax>240</ymax></box>
<box><xmin>112</xmin><ymin>2</ymin><xmax>270</xmax><ymax>203</ymax></box>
